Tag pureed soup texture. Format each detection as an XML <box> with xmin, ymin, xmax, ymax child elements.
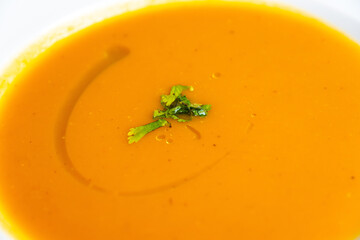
<box><xmin>1</xmin><ymin>1</ymin><xmax>360</xmax><ymax>240</ymax></box>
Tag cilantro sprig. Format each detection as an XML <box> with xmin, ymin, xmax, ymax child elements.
<box><xmin>128</xmin><ymin>85</ymin><xmax>211</xmax><ymax>144</ymax></box>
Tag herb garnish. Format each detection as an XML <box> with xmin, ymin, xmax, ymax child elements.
<box><xmin>128</xmin><ymin>85</ymin><xmax>211</xmax><ymax>144</ymax></box>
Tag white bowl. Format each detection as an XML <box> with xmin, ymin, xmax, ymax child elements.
<box><xmin>0</xmin><ymin>0</ymin><xmax>359</xmax><ymax>239</ymax></box>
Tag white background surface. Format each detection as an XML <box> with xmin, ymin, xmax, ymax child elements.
<box><xmin>0</xmin><ymin>0</ymin><xmax>359</xmax><ymax>239</ymax></box>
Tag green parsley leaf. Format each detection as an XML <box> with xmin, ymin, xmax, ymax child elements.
<box><xmin>161</xmin><ymin>85</ymin><xmax>194</xmax><ymax>107</ymax></box>
<box><xmin>127</xmin><ymin>85</ymin><xmax>210</xmax><ymax>144</ymax></box>
<box><xmin>153</xmin><ymin>105</ymin><xmax>189</xmax><ymax>120</ymax></box>
<box><xmin>191</xmin><ymin>104</ymin><xmax>211</xmax><ymax>116</ymax></box>
<box><xmin>128</xmin><ymin>119</ymin><xmax>169</xmax><ymax>144</ymax></box>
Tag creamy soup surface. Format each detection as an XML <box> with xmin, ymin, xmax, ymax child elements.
<box><xmin>1</xmin><ymin>2</ymin><xmax>360</xmax><ymax>240</ymax></box>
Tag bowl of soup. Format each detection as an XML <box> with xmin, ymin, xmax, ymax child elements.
<box><xmin>1</xmin><ymin>0</ymin><xmax>360</xmax><ymax>239</ymax></box>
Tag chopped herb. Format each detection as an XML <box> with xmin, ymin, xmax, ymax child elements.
<box><xmin>128</xmin><ymin>85</ymin><xmax>211</xmax><ymax>144</ymax></box>
<box><xmin>128</xmin><ymin>119</ymin><xmax>169</xmax><ymax>144</ymax></box>
<box><xmin>161</xmin><ymin>85</ymin><xmax>194</xmax><ymax>107</ymax></box>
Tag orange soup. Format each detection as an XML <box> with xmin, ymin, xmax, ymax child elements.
<box><xmin>1</xmin><ymin>2</ymin><xmax>360</xmax><ymax>240</ymax></box>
